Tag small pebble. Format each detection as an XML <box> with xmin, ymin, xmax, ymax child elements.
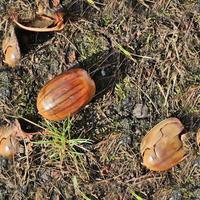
<box><xmin>169</xmin><ymin>191</ymin><xmax>182</xmax><ymax>200</ymax></box>
<box><xmin>132</xmin><ymin>104</ymin><xmax>149</xmax><ymax>119</ymax></box>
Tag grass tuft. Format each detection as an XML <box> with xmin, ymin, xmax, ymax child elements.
<box><xmin>114</xmin><ymin>76</ymin><xmax>131</xmax><ymax>103</ymax></box>
<box><xmin>34</xmin><ymin>118</ymin><xmax>93</xmax><ymax>168</ymax></box>
<box><xmin>72</xmin><ymin>176</ymin><xmax>91</xmax><ymax>200</ymax></box>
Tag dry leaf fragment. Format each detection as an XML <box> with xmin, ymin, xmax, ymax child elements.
<box><xmin>197</xmin><ymin>129</ymin><xmax>200</xmax><ymax>148</ymax></box>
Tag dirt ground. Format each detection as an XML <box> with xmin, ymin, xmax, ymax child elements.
<box><xmin>0</xmin><ymin>0</ymin><xmax>200</xmax><ymax>199</ymax></box>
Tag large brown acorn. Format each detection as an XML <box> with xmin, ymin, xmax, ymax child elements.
<box><xmin>140</xmin><ymin>118</ymin><xmax>188</xmax><ymax>171</ymax></box>
<box><xmin>37</xmin><ymin>68</ymin><xmax>96</xmax><ymax>121</ymax></box>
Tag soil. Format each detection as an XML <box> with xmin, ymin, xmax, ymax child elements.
<box><xmin>0</xmin><ymin>0</ymin><xmax>200</xmax><ymax>200</ymax></box>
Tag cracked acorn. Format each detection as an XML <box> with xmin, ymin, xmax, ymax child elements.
<box><xmin>37</xmin><ymin>68</ymin><xmax>96</xmax><ymax>121</ymax></box>
<box><xmin>140</xmin><ymin>118</ymin><xmax>188</xmax><ymax>171</ymax></box>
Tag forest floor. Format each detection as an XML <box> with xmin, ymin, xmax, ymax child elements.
<box><xmin>0</xmin><ymin>0</ymin><xmax>200</xmax><ymax>199</ymax></box>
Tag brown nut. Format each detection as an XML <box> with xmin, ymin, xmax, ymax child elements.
<box><xmin>0</xmin><ymin>125</ymin><xmax>18</xmax><ymax>159</ymax></box>
<box><xmin>0</xmin><ymin>119</ymin><xmax>49</xmax><ymax>159</ymax></box>
<box><xmin>140</xmin><ymin>118</ymin><xmax>187</xmax><ymax>171</ymax></box>
<box><xmin>37</xmin><ymin>68</ymin><xmax>96</xmax><ymax>121</ymax></box>
<box><xmin>2</xmin><ymin>24</ymin><xmax>21</xmax><ymax>67</ymax></box>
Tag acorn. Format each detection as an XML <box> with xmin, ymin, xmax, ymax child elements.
<box><xmin>140</xmin><ymin>118</ymin><xmax>188</xmax><ymax>171</ymax></box>
<box><xmin>2</xmin><ymin>24</ymin><xmax>21</xmax><ymax>67</ymax></box>
<box><xmin>0</xmin><ymin>125</ymin><xmax>18</xmax><ymax>159</ymax></box>
<box><xmin>37</xmin><ymin>68</ymin><xmax>96</xmax><ymax>121</ymax></box>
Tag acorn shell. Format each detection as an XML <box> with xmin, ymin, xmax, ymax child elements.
<box><xmin>0</xmin><ymin>126</ymin><xmax>18</xmax><ymax>159</ymax></box>
<box><xmin>0</xmin><ymin>137</ymin><xmax>16</xmax><ymax>159</ymax></box>
<box><xmin>37</xmin><ymin>68</ymin><xmax>96</xmax><ymax>121</ymax></box>
<box><xmin>140</xmin><ymin>118</ymin><xmax>187</xmax><ymax>171</ymax></box>
<box><xmin>2</xmin><ymin>25</ymin><xmax>21</xmax><ymax>67</ymax></box>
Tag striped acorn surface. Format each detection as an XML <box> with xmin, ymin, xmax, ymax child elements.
<box><xmin>37</xmin><ymin>68</ymin><xmax>96</xmax><ymax>121</ymax></box>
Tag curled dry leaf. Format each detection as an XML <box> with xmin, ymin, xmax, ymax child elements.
<box><xmin>12</xmin><ymin>0</ymin><xmax>64</xmax><ymax>32</ymax></box>
<box><xmin>140</xmin><ymin>118</ymin><xmax>188</xmax><ymax>171</ymax></box>
<box><xmin>2</xmin><ymin>24</ymin><xmax>21</xmax><ymax>67</ymax></box>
